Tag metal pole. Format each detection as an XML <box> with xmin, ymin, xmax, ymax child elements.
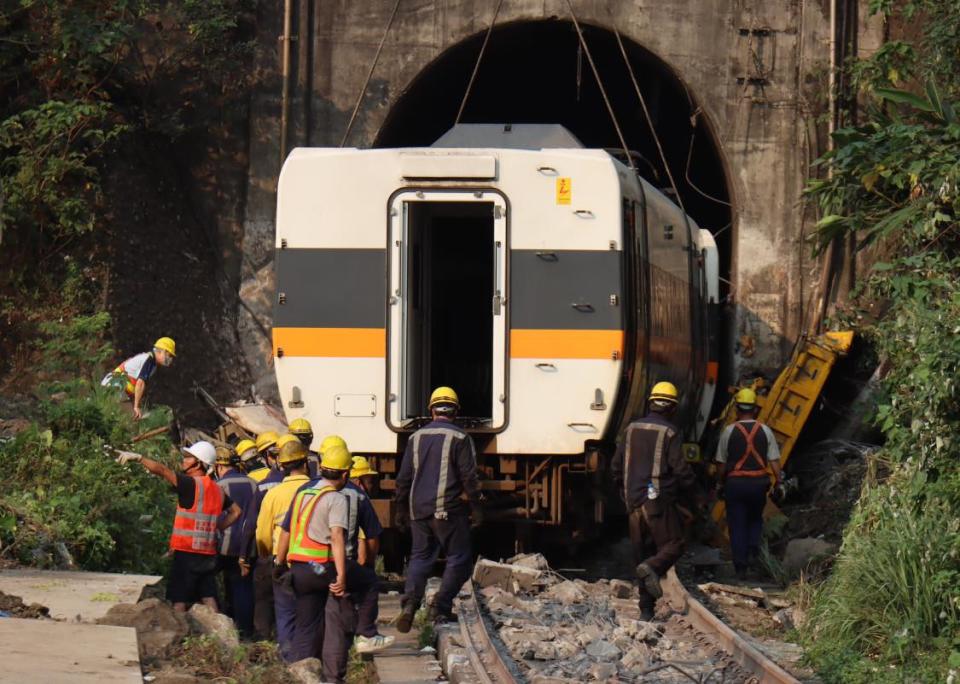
<box><xmin>280</xmin><ymin>0</ymin><xmax>293</xmax><ymax>166</ymax></box>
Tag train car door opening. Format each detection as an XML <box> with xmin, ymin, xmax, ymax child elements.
<box><xmin>388</xmin><ymin>193</ymin><xmax>507</xmax><ymax>430</ymax></box>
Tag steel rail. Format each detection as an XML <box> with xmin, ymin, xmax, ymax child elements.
<box><xmin>456</xmin><ymin>580</ymin><xmax>521</xmax><ymax>684</ymax></box>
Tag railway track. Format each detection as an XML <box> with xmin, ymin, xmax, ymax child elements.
<box><xmin>442</xmin><ymin>568</ymin><xmax>800</xmax><ymax>684</ymax></box>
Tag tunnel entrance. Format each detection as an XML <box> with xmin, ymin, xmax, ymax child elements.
<box><xmin>375</xmin><ymin>19</ymin><xmax>734</xmax><ymax>397</ymax></box>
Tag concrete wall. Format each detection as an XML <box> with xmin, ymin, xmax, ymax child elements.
<box><xmin>240</xmin><ymin>0</ymin><xmax>882</xmax><ymax>399</ymax></box>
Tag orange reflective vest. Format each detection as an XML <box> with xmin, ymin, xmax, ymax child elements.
<box><xmin>727</xmin><ymin>422</ymin><xmax>769</xmax><ymax>478</ymax></box>
<box><xmin>170</xmin><ymin>475</ymin><xmax>223</xmax><ymax>555</ymax></box>
<box><xmin>287</xmin><ymin>485</ymin><xmax>337</xmax><ymax>563</ymax></box>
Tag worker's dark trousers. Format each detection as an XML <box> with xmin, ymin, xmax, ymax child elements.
<box><xmin>404</xmin><ymin>512</ymin><xmax>472</xmax><ymax>615</ymax></box>
<box><xmin>322</xmin><ymin>563</ymin><xmax>378</xmax><ymax>683</ymax></box>
<box><xmin>629</xmin><ymin>500</ymin><xmax>685</xmax><ymax>612</ymax></box>
<box><xmin>273</xmin><ymin>577</ymin><xmax>297</xmax><ymax>662</ymax></box>
<box><xmin>290</xmin><ymin>562</ymin><xmax>332</xmax><ymax>662</ymax></box>
<box><xmin>356</xmin><ymin>572</ymin><xmax>380</xmax><ymax>638</ymax></box>
<box><xmin>253</xmin><ymin>558</ymin><xmax>275</xmax><ymax>640</ymax></box>
<box><xmin>724</xmin><ymin>477</ymin><xmax>769</xmax><ymax>573</ymax></box>
<box><xmin>219</xmin><ymin>555</ymin><xmax>254</xmax><ymax>637</ymax></box>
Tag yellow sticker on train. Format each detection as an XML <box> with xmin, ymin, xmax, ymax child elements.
<box><xmin>556</xmin><ymin>177</ymin><xmax>572</xmax><ymax>205</ymax></box>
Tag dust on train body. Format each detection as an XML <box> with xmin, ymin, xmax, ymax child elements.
<box><xmin>272</xmin><ymin>124</ymin><xmax>719</xmax><ymax>530</ymax></box>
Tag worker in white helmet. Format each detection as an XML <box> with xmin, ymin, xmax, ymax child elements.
<box><xmin>116</xmin><ymin>441</ymin><xmax>242</xmax><ymax>612</ymax></box>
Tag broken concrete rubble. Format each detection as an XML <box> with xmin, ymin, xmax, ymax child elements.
<box><xmin>542</xmin><ymin>580</ymin><xmax>586</xmax><ymax>605</ymax></box>
<box><xmin>473</xmin><ymin>558</ymin><xmax>543</xmax><ymax>594</ymax></box>
<box><xmin>187</xmin><ymin>603</ymin><xmax>240</xmax><ymax>650</ymax></box>
<box><xmin>97</xmin><ymin>598</ymin><xmax>189</xmax><ymax>661</ymax></box>
<box><xmin>782</xmin><ymin>537</ymin><xmax>838</xmax><ymax>577</ymax></box>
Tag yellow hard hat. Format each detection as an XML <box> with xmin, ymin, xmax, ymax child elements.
<box><xmin>319</xmin><ymin>435</ymin><xmax>347</xmax><ymax>455</ymax></box>
<box><xmin>277</xmin><ymin>437</ymin><xmax>308</xmax><ymax>464</ymax></box>
<box><xmin>277</xmin><ymin>433</ymin><xmax>300</xmax><ymax>450</ymax></box>
<box><xmin>154</xmin><ymin>337</ymin><xmax>176</xmax><ymax>356</ymax></box>
<box><xmin>321</xmin><ymin>444</ymin><xmax>352</xmax><ymax>471</ymax></box>
<box><xmin>428</xmin><ymin>386</ymin><xmax>460</xmax><ymax>409</ymax></box>
<box><xmin>649</xmin><ymin>381</ymin><xmax>679</xmax><ymax>404</ymax></box>
<box><xmin>236</xmin><ymin>439</ymin><xmax>258</xmax><ymax>462</ymax></box>
<box><xmin>255</xmin><ymin>431</ymin><xmax>280</xmax><ymax>453</ymax></box>
<box><xmin>289</xmin><ymin>417</ymin><xmax>313</xmax><ymax>436</ymax></box>
<box><xmin>215</xmin><ymin>445</ymin><xmax>236</xmax><ymax>466</ymax></box>
<box><xmin>350</xmin><ymin>456</ymin><xmax>378</xmax><ymax>479</ymax></box>
<box><xmin>734</xmin><ymin>388</ymin><xmax>758</xmax><ymax>407</ymax></box>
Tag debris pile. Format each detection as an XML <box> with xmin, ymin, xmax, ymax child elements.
<box><xmin>0</xmin><ymin>589</ymin><xmax>49</xmax><ymax>619</ymax></box>
<box><xmin>470</xmin><ymin>555</ymin><xmax>748</xmax><ymax>682</ymax></box>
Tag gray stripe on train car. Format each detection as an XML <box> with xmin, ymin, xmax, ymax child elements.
<box><xmin>273</xmin><ymin>248</ymin><xmax>387</xmax><ymax>328</ymax></box>
<box><xmin>510</xmin><ymin>250</ymin><xmax>623</xmax><ymax>330</ymax></box>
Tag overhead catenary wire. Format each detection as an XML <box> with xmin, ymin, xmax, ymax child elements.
<box><xmin>340</xmin><ymin>0</ymin><xmax>402</xmax><ymax>147</ymax></box>
<box><xmin>563</xmin><ymin>1</ymin><xmax>635</xmax><ymax>172</ymax></box>
<box><xmin>612</xmin><ymin>28</ymin><xmax>685</xmax><ymax>214</ymax></box>
<box><xmin>455</xmin><ymin>0</ymin><xmax>505</xmax><ymax>124</ymax></box>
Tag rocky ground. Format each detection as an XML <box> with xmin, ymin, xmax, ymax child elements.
<box><xmin>467</xmin><ymin>554</ymin><xmax>754</xmax><ymax>683</ymax></box>
<box><xmin>0</xmin><ymin>589</ymin><xmax>49</xmax><ymax>618</ymax></box>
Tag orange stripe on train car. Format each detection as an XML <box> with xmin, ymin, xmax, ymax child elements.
<box><xmin>273</xmin><ymin>327</ymin><xmax>386</xmax><ymax>358</ymax></box>
<box><xmin>510</xmin><ymin>329</ymin><xmax>623</xmax><ymax>359</ymax></box>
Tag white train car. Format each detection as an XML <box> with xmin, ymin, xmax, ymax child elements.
<box><xmin>273</xmin><ymin>124</ymin><xmax>718</xmax><ymax>528</ymax></box>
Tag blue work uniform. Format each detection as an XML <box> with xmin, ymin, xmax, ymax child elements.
<box><xmin>395</xmin><ymin>418</ymin><xmax>480</xmax><ymax>616</ymax></box>
<box><xmin>715</xmin><ymin>419</ymin><xmax>780</xmax><ymax>575</ymax></box>
<box><xmin>216</xmin><ymin>468</ymin><xmax>259</xmax><ymax>636</ymax></box>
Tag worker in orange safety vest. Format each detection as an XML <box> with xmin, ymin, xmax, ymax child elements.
<box><xmin>116</xmin><ymin>441</ymin><xmax>241</xmax><ymax>612</ymax></box>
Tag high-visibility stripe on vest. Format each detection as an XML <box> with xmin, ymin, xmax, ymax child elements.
<box><xmin>170</xmin><ymin>475</ymin><xmax>223</xmax><ymax>555</ymax></box>
<box><xmin>287</xmin><ymin>485</ymin><xmax>337</xmax><ymax>563</ymax></box>
<box><xmin>111</xmin><ymin>360</ymin><xmax>138</xmax><ymax>396</ymax></box>
<box><xmin>727</xmin><ymin>421</ymin><xmax>769</xmax><ymax>478</ymax></box>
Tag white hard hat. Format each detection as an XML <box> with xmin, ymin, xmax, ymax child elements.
<box><xmin>184</xmin><ymin>441</ymin><xmax>217</xmax><ymax>468</ymax></box>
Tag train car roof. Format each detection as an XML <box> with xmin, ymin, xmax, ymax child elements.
<box><xmin>432</xmin><ymin>123</ymin><xmax>584</xmax><ymax>149</ymax></box>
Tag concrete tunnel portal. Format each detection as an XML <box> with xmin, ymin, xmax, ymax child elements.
<box><xmin>373</xmin><ymin>18</ymin><xmax>735</xmax><ymax>384</ymax></box>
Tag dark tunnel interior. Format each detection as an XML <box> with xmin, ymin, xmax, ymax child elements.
<box><xmin>374</xmin><ymin>19</ymin><xmax>733</xmax><ymax>282</ymax></box>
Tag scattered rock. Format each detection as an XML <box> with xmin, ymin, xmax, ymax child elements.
<box><xmin>146</xmin><ymin>669</ymin><xmax>202</xmax><ymax>684</ymax></box>
<box><xmin>589</xmin><ymin>662</ymin><xmax>617</xmax><ymax>680</ymax></box>
<box><xmin>609</xmin><ymin>579</ymin><xmax>633</xmax><ymax>599</ymax></box>
<box><xmin>585</xmin><ymin>639</ymin><xmax>620</xmax><ymax>660</ymax></box>
<box><xmin>573</xmin><ymin>624</ymin><xmax>603</xmax><ymax>647</ymax></box>
<box><xmin>506</xmin><ymin>552</ymin><xmax>551</xmax><ymax>572</ymax></box>
<box><xmin>187</xmin><ymin>603</ymin><xmax>239</xmax><ymax>650</ymax></box>
<box><xmin>620</xmin><ymin>645</ymin><xmax>649</xmax><ymax>670</ymax></box>
<box><xmin>0</xmin><ymin>590</ymin><xmax>49</xmax><ymax>619</ymax></box>
<box><xmin>0</xmin><ymin>418</ymin><xmax>31</xmax><ymax>438</ymax></box>
<box><xmin>773</xmin><ymin>607</ymin><xmax>795</xmax><ymax>631</ymax></box>
<box><xmin>543</xmin><ymin>580</ymin><xmax>586</xmax><ymax>605</ymax></box>
<box><xmin>473</xmin><ymin>558</ymin><xmax>542</xmax><ymax>593</ymax></box>
<box><xmin>97</xmin><ymin>599</ymin><xmax>188</xmax><ymax>661</ymax></box>
<box><xmin>287</xmin><ymin>657</ymin><xmax>323</xmax><ymax>684</ymax></box>
<box><xmin>530</xmin><ymin>677</ymin><xmax>578</xmax><ymax>684</ymax></box>
<box><xmin>782</xmin><ymin>537</ymin><xmax>837</xmax><ymax>577</ymax></box>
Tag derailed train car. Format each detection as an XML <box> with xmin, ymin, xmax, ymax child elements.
<box><xmin>272</xmin><ymin>124</ymin><xmax>719</xmax><ymax>532</ymax></box>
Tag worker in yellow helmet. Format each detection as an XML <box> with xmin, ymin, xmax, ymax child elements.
<box><xmin>275</xmin><ymin>444</ymin><xmax>384</xmax><ymax>673</ymax></box>
<box><xmin>100</xmin><ymin>336</ymin><xmax>176</xmax><ymax>420</ymax></box>
<box><xmin>246</xmin><ymin>430</ymin><xmax>284</xmax><ymax>640</ymax></box>
<box><xmin>612</xmin><ymin>381</ymin><xmax>700</xmax><ymax>621</ymax></box>
<box><xmin>714</xmin><ymin>388</ymin><xmax>782</xmax><ymax>580</ymax></box>
<box><xmin>235</xmin><ymin>439</ymin><xmax>259</xmax><ymax>473</ymax></box>
<box><xmin>289</xmin><ymin>418</ymin><xmax>319</xmax><ymax>477</ymax></box>
<box><xmin>395</xmin><ymin>386</ymin><xmax>481</xmax><ymax>632</ymax></box>
<box><xmin>249</xmin><ymin>432</ymin><xmax>282</xmax><ymax>489</ymax></box>
<box><xmin>249</xmin><ymin>437</ymin><xmax>313</xmax><ymax>660</ymax></box>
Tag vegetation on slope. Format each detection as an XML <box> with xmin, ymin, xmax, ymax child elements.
<box><xmin>803</xmin><ymin>1</ymin><xmax>960</xmax><ymax>680</ymax></box>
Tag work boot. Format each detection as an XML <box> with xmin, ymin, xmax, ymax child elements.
<box><xmin>354</xmin><ymin>633</ymin><xmax>396</xmax><ymax>654</ymax></box>
<box><xmin>395</xmin><ymin>601</ymin><xmax>417</xmax><ymax>634</ymax></box>
<box><xmin>635</xmin><ymin>562</ymin><xmax>663</xmax><ymax>599</ymax></box>
<box><xmin>639</xmin><ymin>604</ymin><xmax>656</xmax><ymax>622</ymax></box>
<box><xmin>427</xmin><ymin>604</ymin><xmax>457</xmax><ymax>625</ymax></box>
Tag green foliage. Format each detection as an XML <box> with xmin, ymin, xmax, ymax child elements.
<box><xmin>0</xmin><ymin>306</ymin><xmax>176</xmax><ymax>574</ymax></box>
<box><xmin>0</xmin><ymin>381</ymin><xmax>177</xmax><ymax>573</ymax></box>
<box><xmin>0</xmin><ymin>100</ymin><xmax>126</xmax><ymax>241</ymax></box>
<box><xmin>803</xmin><ymin>3</ymin><xmax>960</xmax><ymax>679</ymax></box>
<box><xmin>170</xmin><ymin>635</ymin><xmax>294</xmax><ymax>682</ymax></box>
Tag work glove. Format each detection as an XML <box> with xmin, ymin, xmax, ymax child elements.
<box><xmin>394</xmin><ymin>506</ymin><xmax>410</xmax><ymax>535</ymax></box>
<box><xmin>470</xmin><ymin>502</ymin><xmax>485</xmax><ymax>529</ymax></box>
<box><xmin>115</xmin><ymin>451</ymin><xmax>143</xmax><ymax>465</ymax></box>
